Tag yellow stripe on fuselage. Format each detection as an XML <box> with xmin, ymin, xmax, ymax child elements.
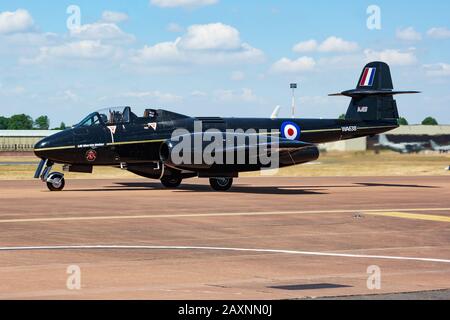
<box><xmin>33</xmin><ymin>145</ymin><xmax>77</xmax><ymax>152</ymax></box>
<box><xmin>106</xmin><ymin>139</ymin><xmax>166</xmax><ymax>146</ymax></box>
<box><xmin>34</xmin><ymin>139</ymin><xmax>166</xmax><ymax>152</ymax></box>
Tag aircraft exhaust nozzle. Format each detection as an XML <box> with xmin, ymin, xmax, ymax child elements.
<box><xmin>159</xmin><ymin>141</ymin><xmax>172</xmax><ymax>163</ymax></box>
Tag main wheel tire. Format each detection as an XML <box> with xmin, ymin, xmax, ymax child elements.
<box><xmin>209</xmin><ymin>177</ymin><xmax>233</xmax><ymax>192</ymax></box>
<box><xmin>161</xmin><ymin>176</ymin><xmax>183</xmax><ymax>189</ymax></box>
<box><xmin>46</xmin><ymin>173</ymin><xmax>65</xmax><ymax>192</ymax></box>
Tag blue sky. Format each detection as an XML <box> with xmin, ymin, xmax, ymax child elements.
<box><xmin>1</xmin><ymin>0</ymin><xmax>450</xmax><ymax>126</ymax></box>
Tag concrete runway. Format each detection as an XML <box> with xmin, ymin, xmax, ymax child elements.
<box><xmin>0</xmin><ymin>176</ymin><xmax>449</xmax><ymax>299</ymax></box>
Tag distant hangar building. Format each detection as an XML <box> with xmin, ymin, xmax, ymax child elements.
<box><xmin>0</xmin><ymin>130</ymin><xmax>60</xmax><ymax>152</ymax></box>
<box><xmin>323</xmin><ymin>125</ymin><xmax>450</xmax><ymax>152</ymax></box>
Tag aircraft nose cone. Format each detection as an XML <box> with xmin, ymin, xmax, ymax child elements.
<box><xmin>34</xmin><ymin>138</ymin><xmax>48</xmax><ymax>150</ymax></box>
<box><xmin>34</xmin><ymin>137</ymin><xmax>51</xmax><ymax>159</ymax></box>
<box><xmin>34</xmin><ymin>130</ymin><xmax>74</xmax><ymax>160</ymax></box>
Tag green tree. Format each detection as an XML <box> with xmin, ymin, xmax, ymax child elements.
<box><xmin>338</xmin><ymin>114</ymin><xmax>346</xmax><ymax>120</ymax></box>
<box><xmin>53</xmin><ymin>122</ymin><xmax>67</xmax><ymax>130</ymax></box>
<box><xmin>0</xmin><ymin>116</ymin><xmax>9</xmax><ymax>130</ymax></box>
<box><xmin>397</xmin><ymin>117</ymin><xmax>409</xmax><ymax>126</ymax></box>
<box><xmin>422</xmin><ymin>117</ymin><xmax>438</xmax><ymax>126</ymax></box>
<box><xmin>7</xmin><ymin>114</ymin><xmax>33</xmax><ymax>130</ymax></box>
<box><xmin>34</xmin><ymin>115</ymin><xmax>50</xmax><ymax>130</ymax></box>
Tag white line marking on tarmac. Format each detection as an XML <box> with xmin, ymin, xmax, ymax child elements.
<box><xmin>0</xmin><ymin>208</ymin><xmax>449</xmax><ymax>224</ymax></box>
<box><xmin>0</xmin><ymin>245</ymin><xmax>449</xmax><ymax>264</ymax></box>
<box><xmin>366</xmin><ymin>212</ymin><xmax>450</xmax><ymax>223</ymax></box>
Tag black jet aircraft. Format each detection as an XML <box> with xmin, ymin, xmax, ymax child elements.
<box><xmin>34</xmin><ymin>62</ymin><xmax>418</xmax><ymax>192</ymax></box>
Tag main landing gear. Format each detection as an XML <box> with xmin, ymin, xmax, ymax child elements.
<box><xmin>159</xmin><ymin>175</ymin><xmax>234</xmax><ymax>192</ymax></box>
<box><xmin>35</xmin><ymin>159</ymin><xmax>66</xmax><ymax>192</ymax></box>
<box><xmin>160</xmin><ymin>176</ymin><xmax>183</xmax><ymax>189</ymax></box>
<box><xmin>209</xmin><ymin>177</ymin><xmax>233</xmax><ymax>192</ymax></box>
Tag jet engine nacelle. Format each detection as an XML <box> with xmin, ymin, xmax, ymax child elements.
<box><xmin>278</xmin><ymin>146</ymin><xmax>320</xmax><ymax>167</ymax></box>
<box><xmin>160</xmin><ymin>133</ymin><xmax>320</xmax><ymax>172</ymax></box>
<box><xmin>160</xmin><ymin>138</ymin><xmax>213</xmax><ymax>171</ymax></box>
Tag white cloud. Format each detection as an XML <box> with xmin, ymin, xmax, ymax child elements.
<box><xmin>101</xmin><ymin>11</ymin><xmax>129</xmax><ymax>23</ymax></box>
<box><xmin>427</xmin><ymin>27</ymin><xmax>450</xmax><ymax>39</ymax></box>
<box><xmin>364</xmin><ymin>49</ymin><xmax>417</xmax><ymax>66</ymax></box>
<box><xmin>62</xmin><ymin>90</ymin><xmax>79</xmax><ymax>102</ymax></box>
<box><xmin>292</xmin><ymin>40</ymin><xmax>318</xmax><ymax>53</ymax></box>
<box><xmin>130</xmin><ymin>23</ymin><xmax>264</xmax><ymax>67</ymax></box>
<box><xmin>231</xmin><ymin>71</ymin><xmax>245</xmax><ymax>81</ymax></box>
<box><xmin>191</xmin><ymin>90</ymin><xmax>208</xmax><ymax>97</ymax></box>
<box><xmin>131</xmin><ymin>41</ymin><xmax>186</xmax><ymax>64</ymax></box>
<box><xmin>396</xmin><ymin>27</ymin><xmax>422</xmax><ymax>41</ymax></box>
<box><xmin>167</xmin><ymin>22</ymin><xmax>183</xmax><ymax>33</ymax></box>
<box><xmin>270</xmin><ymin>57</ymin><xmax>316</xmax><ymax>74</ymax></box>
<box><xmin>293</xmin><ymin>37</ymin><xmax>359</xmax><ymax>53</ymax></box>
<box><xmin>49</xmin><ymin>90</ymin><xmax>80</xmax><ymax>102</ymax></box>
<box><xmin>299</xmin><ymin>96</ymin><xmax>331</xmax><ymax>106</ymax></box>
<box><xmin>0</xmin><ymin>32</ymin><xmax>58</xmax><ymax>47</ymax></box>
<box><xmin>0</xmin><ymin>9</ymin><xmax>34</xmax><ymax>34</ymax></box>
<box><xmin>120</xmin><ymin>91</ymin><xmax>183</xmax><ymax>104</ymax></box>
<box><xmin>150</xmin><ymin>0</ymin><xmax>218</xmax><ymax>8</ymax></box>
<box><xmin>317</xmin><ymin>54</ymin><xmax>365</xmax><ymax>70</ymax></box>
<box><xmin>17</xmin><ymin>16</ymin><xmax>132</xmax><ymax>65</ymax></box>
<box><xmin>69</xmin><ymin>22</ymin><xmax>135</xmax><ymax>43</ymax></box>
<box><xmin>423</xmin><ymin>63</ymin><xmax>450</xmax><ymax>77</ymax></box>
<box><xmin>178</xmin><ymin>23</ymin><xmax>241</xmax><ymax>50</ymax></box>
<box><xmin>214</xmin><ymin>88</ymin><xmax>261</xmax><ymax>103</ymax></box>
<box><xmin>318</xmin><ymin>37</ymin><xmax>359</xmax><ymax>53</ymax></box>
<box><xmin>0</xmin><ymin>85</ymin><xmax>26</xmax><ymax>96</ymax></box>
<box><xmin>22</xmin><ymin>40</ymin><xmax>119</xmax><ymax>64</ymax></box>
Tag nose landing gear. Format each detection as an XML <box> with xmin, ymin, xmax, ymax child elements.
<box><xmin>46</xmin><ymin>172</ymin><xmax>66</xmax><ymax>192</ymax></box>
<box><xmin>34</xmin><ymin>159</ymin><xmax>66</xmax><ymax>192</ymax></box>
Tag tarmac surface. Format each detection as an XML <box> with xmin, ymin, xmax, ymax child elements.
<box><xmin>0</xmin><ymin>176</ymin><xmax>449</xmax><ymax>300</ymax></box>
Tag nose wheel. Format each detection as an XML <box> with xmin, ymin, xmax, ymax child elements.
<box><xmin>46</xmin><ymin>172</ymin><xmax>66</xmax><ymax>192</ymax></box>
<box><xmin>35</xmin><ymin>160</ymin><xmax>66</xmax><ymax>191</ymax></box>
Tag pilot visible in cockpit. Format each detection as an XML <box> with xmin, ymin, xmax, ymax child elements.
<box><xmin>144</xmin><ymin>109</ymin><xmax>157</xmax><ymax>120</ymax></box>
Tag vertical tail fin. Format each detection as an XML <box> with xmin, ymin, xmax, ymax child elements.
<box><xmin>329</xmin><ymin>62</ymin><xmax>419</xmax><ymax>121</ymax></box>
<box><xmin>379</xmin><ymin>134</ymin><xmax>389</xmax><ymax>145</ymax></box>
<box><xmin>430</xmin><ymin>140</ymin><xmax>439</xmax><ymax>149</ymax></box>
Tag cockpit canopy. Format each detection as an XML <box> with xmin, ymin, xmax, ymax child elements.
<box><xmin>98</xmin><ymin>107</ymin><xmax>133</xmax><ymax>125</ymax></box>
<box><xmin>75</xmin><ymin>106</ymin><xmax>189</xmax><ymax>128</ymax></box>
<box><xmin>76</xmin><ymin>107</ymin><xmax>158</xmax><ymax>127</ymax></box>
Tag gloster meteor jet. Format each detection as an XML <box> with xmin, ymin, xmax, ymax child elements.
<box><xmin>34</xmin><ymin>62</ymin><xmax>418</xmax><ymax>192</ymax></box>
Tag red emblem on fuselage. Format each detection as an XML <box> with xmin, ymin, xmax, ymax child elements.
<box><xmin>86</xmin><ymin>149</ymin><xmax>97</xmax><ymax>162</ymax></box>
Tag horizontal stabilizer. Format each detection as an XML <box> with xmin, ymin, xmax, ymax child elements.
<box><xmin>329</xmin><ymin>89</ymin><xmax>420</xmax><ymax>98</ymax></box>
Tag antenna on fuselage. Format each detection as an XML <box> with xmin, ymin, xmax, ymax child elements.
<box><xmin>271</xmin><ymin>105</ymin><xmax>281</xmax><ymax>119</ymax></box>
<box><xmin>290</xmin><ymin>83</ymin><xmax>297</xmax><ymax>119</ymax></box>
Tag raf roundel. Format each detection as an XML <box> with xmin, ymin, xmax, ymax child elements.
<box><xmin>281</xmin><ymin>122</ymin><xmax>301</xmax><ymax>141</ymax></box>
